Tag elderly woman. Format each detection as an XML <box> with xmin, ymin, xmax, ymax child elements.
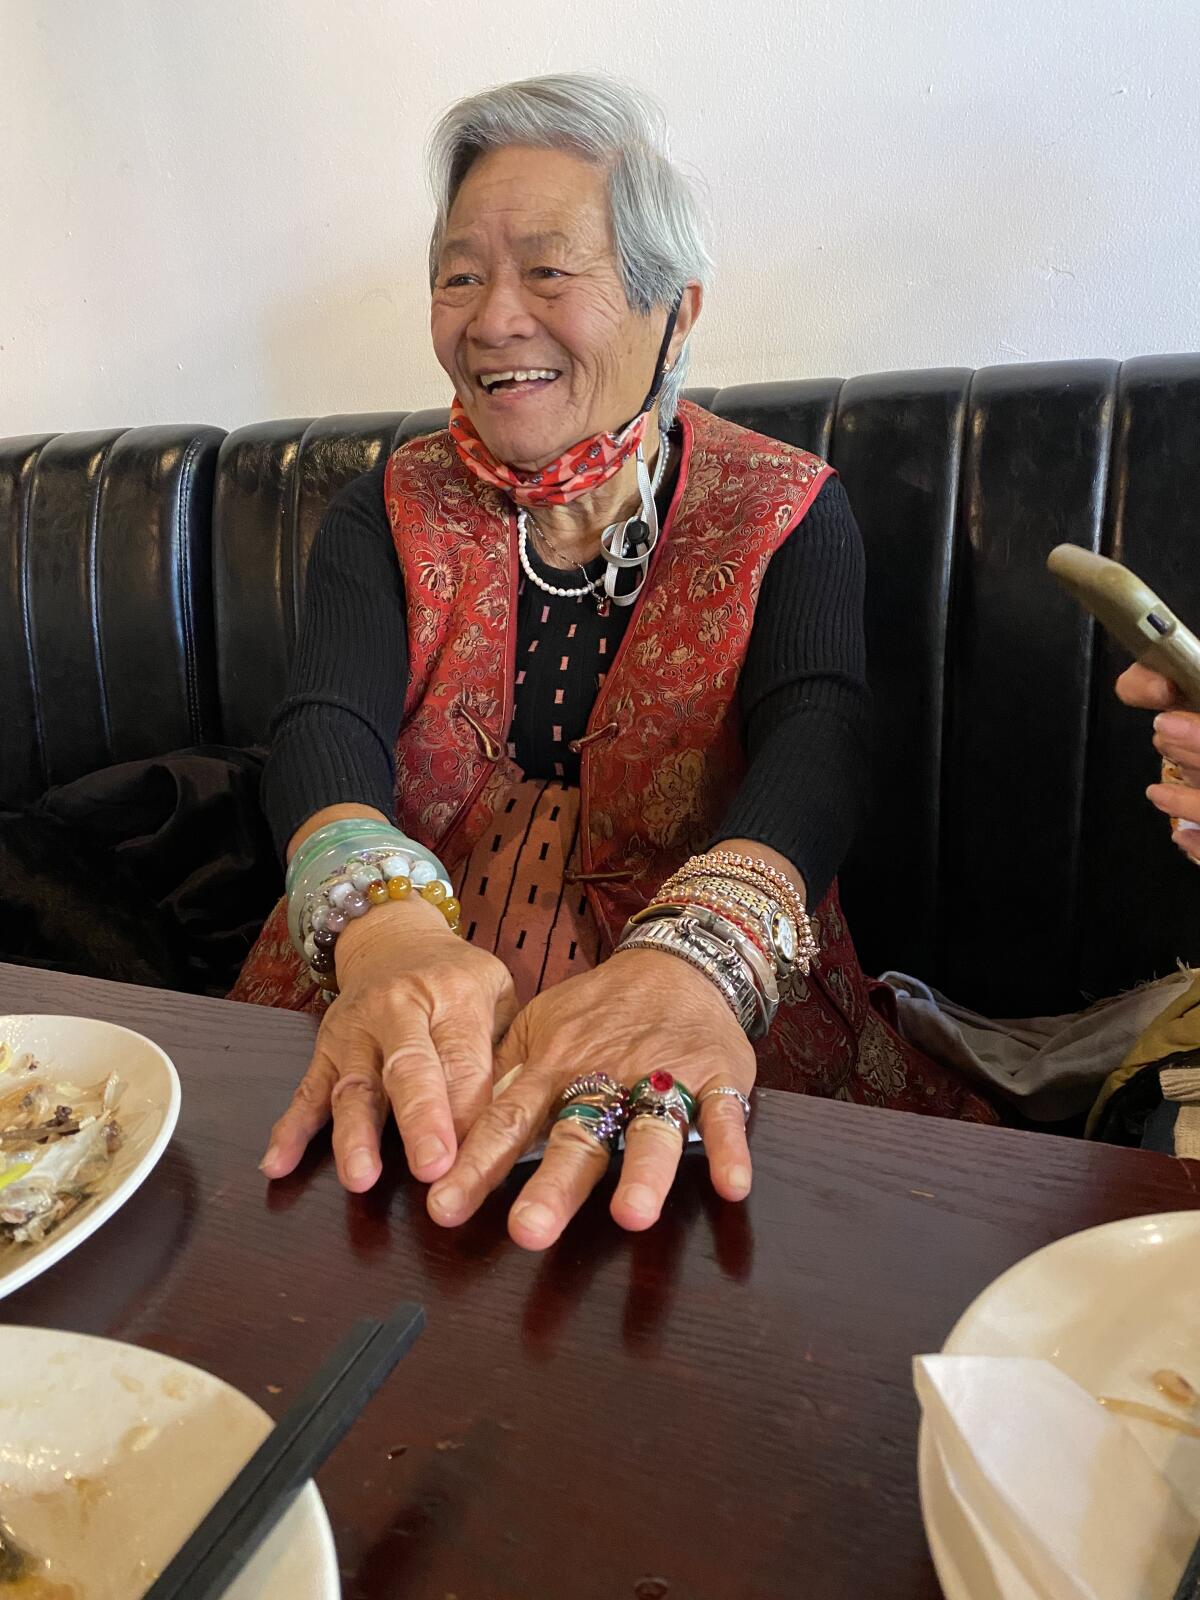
<box><xmin>232</xmin><ymin>73</ymin><xmax>996</xmax><ymax>1249</ymax></box>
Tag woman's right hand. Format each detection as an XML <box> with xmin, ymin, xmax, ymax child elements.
<box><xmin>260</xmin><ymin>899</ymin><xmax>518</xmax><ymax>1192</ymax></box>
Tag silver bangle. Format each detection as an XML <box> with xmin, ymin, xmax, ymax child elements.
<box><xmin>617</xmin><ymin>917</ymin><xmax>768</xmax><ymax>1039</ymax></box>
<box><xmin>660</xmin><ymin>874</ymin><xmax>800</xmax><ymax>989</ymax></box>
<box><xmin>626</xmin><ymin>902</ymin><xmax>780</xmax><ymax>1019</ymax></box>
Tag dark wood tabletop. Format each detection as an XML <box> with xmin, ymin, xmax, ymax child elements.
<box><xmin>2</xmin><ymin>963</ymin><xmax>1198</xmax><ymax>1600</ymax></box>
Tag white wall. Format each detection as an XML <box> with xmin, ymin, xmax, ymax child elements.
<box><xmin>3</xmin><ymin>0</ymin><xmax>1199</xmax><ymax>436</ymax></box>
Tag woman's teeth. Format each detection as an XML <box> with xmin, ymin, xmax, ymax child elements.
<box><xmin>480</xmin><ymin>369</ymin><xmax>560</xmax><ymax>393</ymax></box>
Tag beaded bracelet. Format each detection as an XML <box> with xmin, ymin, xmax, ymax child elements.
<box><xmin>293</xmin><ymin>844</ymin><xmax>459</xmax><ymax>996</ymax></box>
<box><xmin>658</xmin><ymin>852</ymin><xmax>819</xmax><ymax>974</ymax></box>
<box><xmin>287</xmin><ymin>825</ymin><xmax>450</xmax><ymax>950</ymax></box>
<box><xmin>695</xmin><ymin>851</ymin><xmax>816</xmax><ymax>950</ymax></box>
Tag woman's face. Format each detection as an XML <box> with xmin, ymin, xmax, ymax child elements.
<box><xmin>431</xmin><ymin>145</ymin><xmax>671</xmax><ymax>471</ymax></box>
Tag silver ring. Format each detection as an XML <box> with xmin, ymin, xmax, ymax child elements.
<box><xmin>699</xmin><ymin>1085</ymin><xmax>752</xmax><ymax>1122</ymax></box>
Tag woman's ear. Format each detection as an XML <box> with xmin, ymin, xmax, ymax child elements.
<box><xmin>668</xmin><ymin>282</ymin><xmax>703</xmax><ymax>365</ymax></box>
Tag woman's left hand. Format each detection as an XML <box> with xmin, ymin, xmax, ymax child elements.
<box><xmin>425</xmin><ymin>948</ymin><xmax>757</xmax><ymax>1250</ymax></box>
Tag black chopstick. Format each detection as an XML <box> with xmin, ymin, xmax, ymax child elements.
<box><xmin>143</xmin><ymin>1303</ymin><xmax>424</xmax><ymax>1600</ymax></box>
<box><xmin>1175</xmin><ymin>1536</ymin><xmax>1200</xmax><ymax>1600</ymax></box>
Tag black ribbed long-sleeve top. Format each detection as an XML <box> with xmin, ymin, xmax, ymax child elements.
<box><xmin>262</xmin><ymin>454</ymin><xmax>870</xmax><ymax>905</ymax></box>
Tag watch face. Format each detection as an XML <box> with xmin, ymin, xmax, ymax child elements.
<box><xmin>773</xmin><ymin>911</ymin><xmax>798</xmax><ymax>964</ymax></box>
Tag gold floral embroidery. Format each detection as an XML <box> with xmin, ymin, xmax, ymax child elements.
<box><xmin>416</xmin><ymin>556</ymin><xmax>456</xmax><ymax>597</ymax></box>
<box><xmin>642</xmin><ymin>748</ymin><xmax>708</xmax><ymax>847</ymax></box>
<box><xmin>687</xmin><ymin>558</ymin><xmax>740</xmax><ymax>600</ymax></box>
<box><xmin>855</xmin><ymin>1011</ymin><xmax>909</xmax><ymax>1102</ymax></box>
<box><xmin>698</xmin><ymin>603</ymin><xmax>733</xmax><ymax>648</ymax></box>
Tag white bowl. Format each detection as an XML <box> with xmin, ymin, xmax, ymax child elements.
<box><xmin>0</xmin><ymin>1014</ymin><xmax>182</xmax><ymax>1300</ymax></box>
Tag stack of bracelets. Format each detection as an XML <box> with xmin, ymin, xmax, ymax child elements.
<box><xmin>615</xmin><ymin>848</ymin><xmax>819</xmax><ymax>1040</ymax></box>
<box><xmin>286</xmin><ymin>820</ymin><xmax>462</xmax><ymax>998</ymax></box>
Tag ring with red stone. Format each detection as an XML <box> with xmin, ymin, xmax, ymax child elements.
<box><xmin>628</xmin><ymin>1070</ymin><xmax>697</xmax><ymax>1135</ymax></box>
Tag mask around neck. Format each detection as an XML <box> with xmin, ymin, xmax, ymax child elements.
<box><xmin>448</xmin><ymin>295</ymin><xmax>682</xmax><ymax>509</ymax></box>
<box><xmin>449</xmin><ymin>401</ymin><xmax>651</xmax><ymax>508</ymax></box>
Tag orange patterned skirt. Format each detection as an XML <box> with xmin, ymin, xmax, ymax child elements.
<box><xmin>229</xmin><ymin>779</ymin><xmax>600</xmax><ymax>1015</ymax></box>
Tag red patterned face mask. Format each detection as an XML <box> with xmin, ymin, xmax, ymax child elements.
<box><xmin>448</xmin><ymin>399</ymin><xmax>651</xmax><ymax>508</ymax></box>
<box><xmin>448</xmin><ymin>298</ymin><xmax>682</xmax><ymax>508</ymax></box>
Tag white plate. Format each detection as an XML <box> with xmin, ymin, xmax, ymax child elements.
<box><xmin>0</xmin><ymin>1015</ymin><xmax>181</xmax><ymax>1300</ymax></box>
<box><xmin>0</xmin><ymin>1325</ymin><xmax>339</xmax><ymax>1598</ymax></box>
<box><xmin>918</xmin><ymin>1210</ymin><xmax>1200</xmax><ymax>1600</ymax></box>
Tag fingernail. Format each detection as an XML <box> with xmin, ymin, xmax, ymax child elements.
<box><xmin>621</xmin><ymin>1183</ymin><xmax>657</xmax><ymax>1219</ymax></box>
<box><xmin>511</xmin><ymin>1201</ymin><xmax>556</xmax><ymax>1236</ymax></box>
<box><xmin>346</xmin><ymin>1150</ymin><xmax>376</xmax><ymax>1184</ymax></box>
<box><xmin>1156</xmin><ymin>713</ymin><xmax>1188</xmax><ymax>737</ymax></box>
<box><xmin>727</xmin><ymin>1164</ymin><xmax>752</xmax><ymax>1194</ymax></box>
<box><xmin>429</xmin><ymin>1183</ymin><xmax>464</xmax><ymax>1218</ymax></box>
<box><xmin>412</xmin><ymin>1135</ymin><xmax>448</xmax><ymax>1171</ymax></box>
<box><xmin>259</xmin><ymin>1144</ymin><xmax>280</xmax><ymax>1173</ymax></box>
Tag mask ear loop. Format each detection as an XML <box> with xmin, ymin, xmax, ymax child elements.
<box><xmin>614</xmin><ymin>294</ymin><xmax>683</xmax><ymax>441</ymax></box>
<box><xmin>600</xmin><ymin>294</ymin><xmax>684</xmax><ymax>609</ymax></box>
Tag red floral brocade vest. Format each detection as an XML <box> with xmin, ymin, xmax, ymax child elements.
<box><xmin>230</xmin><ymin>402</ymin><xmax>995</xmax><ymax>1121</ymax></box>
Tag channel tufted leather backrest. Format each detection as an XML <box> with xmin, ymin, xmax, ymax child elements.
<box><xmin>0</xmin><ymin>425</ymin><xmax>224</xmax><ymax>804</ymax></box>
<box><xmin>6</xmin><ymin>357</ymin><xmax>1200</xmax><ymax>1014</ymax></box>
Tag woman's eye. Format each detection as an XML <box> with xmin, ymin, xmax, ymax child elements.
<box><xmin>530</xmin><ymin>267</ymin><xmax>565</xmax><ymax>280</ymax></box>
<box><xmin>442</xmin><ymin>274</ymin><xmax>479</xmax><ymax>289</ymax></box>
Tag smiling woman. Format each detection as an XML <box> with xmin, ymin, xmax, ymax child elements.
<box><xmin>230</xmin><ymin>73</ymin><xmax>998</xmax><ymax>1251</ymax></box>
<box><xmin>431</xmin><ymin>142</ymin><xmax>691</xmax><ymax>477</ymax></box>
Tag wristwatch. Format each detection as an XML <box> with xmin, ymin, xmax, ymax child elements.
<box><xmin>646</xmin><ymin>875</ymin><xmax>802</xmax><ymax>998</ymax></box>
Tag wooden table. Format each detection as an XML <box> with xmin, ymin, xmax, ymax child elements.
<box><xmin>3</xmin><ymin>963</ymin><xmax>1198</xmax><ymax>1599</ymax></box>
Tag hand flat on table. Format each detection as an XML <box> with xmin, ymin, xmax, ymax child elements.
<box><xmin>425</xmin><ymin>947</ymin><xmax>757</xmax><ymax>1252</ymax></box>
<box><xmin>260</xmin><ymin>901</ymin><xmax>516</xmax><ymax>1191</ymax></box>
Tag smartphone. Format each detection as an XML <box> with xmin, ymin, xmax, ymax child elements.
<box><xmin>1046</xmin><ymin>544</ymin><xmax>1200</xmax><ymax>710</ymax></box>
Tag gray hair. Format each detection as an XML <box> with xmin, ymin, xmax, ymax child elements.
<box><xmin>427</xmin><ymin>73</ymin><xmax>712</xmax><ymax>428</ymax></box>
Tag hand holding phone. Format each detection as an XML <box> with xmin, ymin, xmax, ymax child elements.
<box><xmin>1047</xmin><ymin>545</ymin><xmax>1200</xmax><ymax>709</ymax></box>
<box><xmin>1047</xmin><ymin>545</ymin><xmax>1200</xmax><ymax>859</ymax></box>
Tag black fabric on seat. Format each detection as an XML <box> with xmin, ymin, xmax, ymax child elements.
<box><xmin>6</xmin><ymin>357</ymin><xmax>1200</xmax><ymax>1013</ymax></box>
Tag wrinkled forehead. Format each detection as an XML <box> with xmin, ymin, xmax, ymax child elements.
<box><xmin>440</xmin><ymin>145</ymin><xmax>615</xmax><ymax>262</ymax></box>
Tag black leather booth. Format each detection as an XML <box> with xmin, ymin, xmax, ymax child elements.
<box><xmin>4</xmin><ymin>357</ymin><xmax>1199</xmax><ymax>1017</ymax></box>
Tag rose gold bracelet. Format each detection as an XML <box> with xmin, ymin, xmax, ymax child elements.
<box><xmin>698</xmin><ymin>851</ymin><xmax>809</xmax><ymax>923</ymax></box>
<box><xmin>659</xmin><ymin>852</ymin><xmax>818</xmax><ymax>966</ymax></box>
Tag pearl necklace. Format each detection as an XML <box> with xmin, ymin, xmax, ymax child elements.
<box><xmin>517</xmin><ymin>431</ymin><xmax>670</xmax><ymax>607</ymax></box>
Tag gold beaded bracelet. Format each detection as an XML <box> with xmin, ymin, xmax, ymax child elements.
<box><xmin>658</xmin><ymin>850</ymin><xmax>818</xmax><ymax>969</ymax></box>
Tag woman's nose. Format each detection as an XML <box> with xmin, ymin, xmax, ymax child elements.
<box><xmin>468</xmin><ymin>274</ymin><xmax>539</xmax><ymax>347</ymax></box>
